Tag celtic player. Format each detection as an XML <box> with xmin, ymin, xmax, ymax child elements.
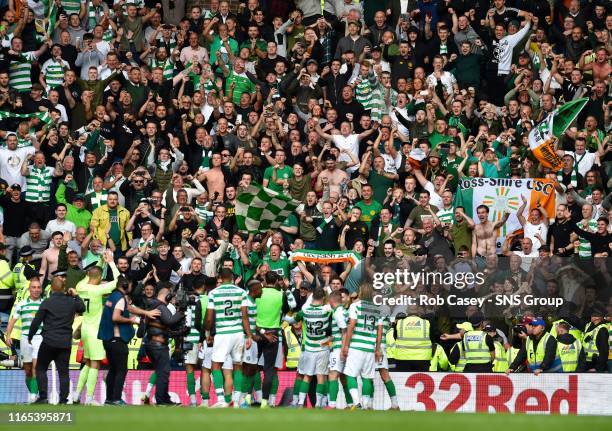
<box><xmin>5</xmin><ymin>277</ymin><xmax>44</xmax><ymax>403</ymax></box>
<box><xmin>73</xmin><ymin>250</ymin><xmax>120</xmax><ymax>405</ymax></box>
<box><xmin>327</xmin><ymin>290</ymin><xmax>353</xmax><ymax>409</ymax></box>
<box><xmin>205</xmin><ymin>269</ymin><xmax>253</xmax><ymax>408</ymax></box>
<box><xmin>341</xmin><ymin>283</ymin><xmax>383</xmax><ymax>410</ymax></box>
<box><xmin>240</xmin><ymin>280</ymin><xmax>263</xmax><ymax>407</ymax></box>
<box><xmin>184</xmin><ymin>280</ymin><xmax>207</xmax><ymax>406</ymax></box>
<box><xmin>376</xmin><ymin>307</ymin><xmax>399</xmax><ymax>410</ymax></box>
<box><xmin>293</xmin><ymin>288</ymin><xmax>332</xmax><ymax>408</ymax></box>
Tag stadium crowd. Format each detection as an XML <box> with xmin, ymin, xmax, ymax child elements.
<box><xmin>0</xmin><ymin>0</ymin><xmax>610</xmax><ymax>409</ymax></box>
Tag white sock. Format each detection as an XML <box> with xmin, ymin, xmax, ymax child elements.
<box><xmin>298</xmin><ymin>392</ymin><xmax>306</xmax><ymax>406</ymax></box>
<box><xmin>349</xmin><ymin>388</ymin><xmax>360</xmax><ymax>405</ymax></box>
<box><xmin>316</xmin><ymin>393</ymin><xmax>323</xmax><ymax>408</ymax></box>
<box><xmin>189</xmin><ymin>394</ymin><xmax>196</xmax><ymax>404</ymax></box>
<box><xmin>329</xmin><ymin>400</ymin><xmax>336</xmax><ymax>408</ymax></box>
<box><xmin>232</xmin><ymin>391</ymin><xmax>241</xmax><ymax>405</ymax></box>
<box><xmin>292</xmin><ymin>394</ymin><xmax>298</xmax><ymax>406</ymax></box>
<box><xmin>269</xmin><ymin>394</ymin><xmax>276</xmax><ymax>406</ymax></box>
<box><xmin>362</xmin><ymin>395</ymin><xmax>371</xmax><ymax>408</ymax></box>
<box><xmin>391</xmin><ymin>395</ymin><xmax>398</xmax><ymax>408</ymax></box>
<box><xmin>145</xmin><ymin>383</ymin><xmax>154</xmax><ymax>397</ymax></box>
<box><xmin>254</xmin><ymin>390</ymin><xmax>262</xmax><ymax>402</ymax></box>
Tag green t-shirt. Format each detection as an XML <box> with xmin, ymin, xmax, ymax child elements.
<box><xmin>264</xmin><ymin>257</ymin><xmax>291</xmax><ymax>279</ymax></box>
<box><xmin>368</xmin><ymin>171</ymin><xmax>394</xmax><ymax>204</ymax></box>
<box><xmin>227</xmin><ymin>69</ymin><xmax>255</xmax><ymax>105</ymax></box>
<box><xmin>356</xmin><ymin>200</ymin><xmax>383</xmax><ymax>227</ymax></box>
<box><xmin>429</xmin><ymin>132</ymin><xmax>453</xmax><ymax>149</ymax></box>
<box><xmin>108</xmin><ymin>209</ymin><xmax>121</xmax><ymax>245</ymax></box>
<box><xmin>264</xmin><ymin>165</ymin><xmax>293</xmax><ymax>193</ymax></box>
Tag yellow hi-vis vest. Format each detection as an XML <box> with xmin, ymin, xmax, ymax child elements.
<box><xmin>0</xmin><ymin>258</ymin><xmax>15</xmax><ymax>307</ymax></box>
<box><xmin>507</xmin><ymin>346</ymin><xmax>519</xmax><ymax>368</ymax></box>
<box><xmin>526</xmin><ymin>332</ymin><xmax>562</xmax><ymax>372</ymax></box>
<box><xmin>557</xmin><ymin>339</ymin><xmax>581</xmax><ymax>372</ymax></box>
<box><xmin>385</xmin><ymin>327</ymin><xmax>396</xmax><ymax>359</ymax></box>
<box><xmin>283</xmin><ymin>326</ymin><xmax>301</xmax><ymax>369</ymax></box>
<box><xmin>550</xmin><ymin>319</ymin><xmax>582</xmax><ymax>343</ymax></box>
<box><xmin>463</xmin><ymin>330</ymin><xmax>491</xmax><ymax>364</ymax></box>
<box><xmin>492</xmin><ymin>341</ymin><xmax>508</xmax><ymax>372</ymax></box>
<box><xmin>429</xmin><ymin>343</ymin><xmax>449</xmax><ymax>371</ymax></box>
<box><xmin>582</xmin><ymin>324</ymin><xmax>606</xmax><ymax>362</ymax></box>
<box><xmin>449</xmin><ymin>342</ymin><xmax>465</xmax><ymax>372</ymax></box>
<box><xmin>394</xmin><ymin>316</ymin><xmax>432</xmax><ymax>361</ymax></box>
<box><xmin>128</xmin><ymin>325</ymin><xmax>142</xmax><ymax>370</ymax></box>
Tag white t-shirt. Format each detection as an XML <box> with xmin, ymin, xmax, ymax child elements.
<box><xmin>513</xmin><ymin>250</ymin><xmax>539</xmax><ymax>272</ymax></box>
<box><xmin>0</xmin><ymin>146</ymin><xmax>36</xmax><ymax>188</ymax></box>
<box><xmin>563</xmin><ymin>151</ymin><xmax>597</xmax><ymax>177</ymax></box>
<box><xmin>424</xmin><ymin>181</ymin><xmax>443</xmax><ymax>208</ymax></box>
<box><xmin>45</xmin><ymin>219</ymin><xmax>77</xmax><ymax>237</ymax></box>
<box><xmin>332</xmin><ymin>134</ymin><xmax>359</xmax><ymax>173</ymax></box>
<box><xmin>523</xmin><ymin>221</ymin><xmax>548</xmax><ymax>251</ymax></box>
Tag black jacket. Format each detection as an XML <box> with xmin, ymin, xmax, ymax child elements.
<box><xmin>29</xmin><ymin>292</ymin><xmax>85</xmax><ymax>349</ymax></box>
<box><xmin>509</xmin><ymin>332</ymin><xmax>558</xmax><ymax>371</ymax></box>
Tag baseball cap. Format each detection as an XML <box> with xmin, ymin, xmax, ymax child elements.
<box><xmin>51</xmin><ymin>269</ymin><xmax>67</xmax><ymax>277</ymax></box>
<box><xmin>306</xmin><ymin>59</ymin><xmax>318</xmax><ymax>67</ymax></box>
<box><xmin>521</xmin><ymin>316</ymin><xmax>535</xmax><ymax>325</ymax></box>
<box><xmin>299</xmin><ymin>281</ymin><xmax>311</xmax><ymax>290</ymax></box>
<box><xmin>457</xmin><ymin>322</ymin><xmax>474</xmax><ymax>331</ymax></box>
<box><xmin>484</xmin><ymin>323</ymin><xmax>496</xmax><ymax>332</ymax></box>
<box><xmin>10</xmin><ymin>184</ymin><xmax>21</xmax><ymax>190</ymax></box>
<box><xmin>348</xmin><ymin>20</ymin><xmax>361</xmax><ymax>29</ymax></box>
<box><xmin>73</xmin><ymin>193</ymin><xmax>85</xmax><ymax>201</ymax></box>
<box><xmin>371</xmin><ymin>45</ymin><xmax>382</xmax><ymax>52</ymax></box>
<box><xmin>529</xmin><ymin>318</ymin><xmax>546</xmax><ymax>327</ymax></box>
<box><xmin>591</xmin><ymin>304</ymin><xmax>606</xmax><ymax>317</ymax></box>
<box><xmin>484</xmin><ymin>147</ymin><xmax>496</xmax><ymax>153</ymax></box>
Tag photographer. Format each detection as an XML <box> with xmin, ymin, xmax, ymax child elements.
<box><xmin>143</xmin><ymin>283</ymin><xmax>185</xmax><ymax>406</ymax></box>
<box><xmin>98</xmin><ymin>277</ymin><xmax>160</xmax><ymax>405</ymax></box>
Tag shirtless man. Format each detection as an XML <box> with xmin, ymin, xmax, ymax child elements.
<box><xmin>579</xmin><ymin>47</ymin><xmax>610</xmax><ymax>84</ymax></box>
<box><xmin>39</xmin><ymin>231</ymin><xmax>64</xmax><ymax>280</ymax></box>
<box><xmin>316</xmin><ymin>155</ymin><xmax>348</xmax><ymax>195</ymax></box>
<box><xmin>197</xmin><ymin>153</ymin><xmax>226</xmax><ymax>202</ymax></box>
<box><xmin>472</xmin><ymin>205</ymin><xmax>509</xmax><ymax>262</ymax></box>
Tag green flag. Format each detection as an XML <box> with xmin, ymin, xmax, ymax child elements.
<box><xmin>551</xmin><ymin>97</ymin><xmax>589</xmax><ymax>137</ymax></box>
<box><xmin>235</xmin><ymin>184</ymin><xmax>300</xmax><ymax>234</ymax></box>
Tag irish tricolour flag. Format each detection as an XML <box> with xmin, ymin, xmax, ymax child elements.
<box><xmin>454</xmin><ymin>178</ymin><xmax>556</xmax><ymax>251</ymax></box>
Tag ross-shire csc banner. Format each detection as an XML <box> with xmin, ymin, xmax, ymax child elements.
<box><xmin>454</xmin><ymin>178</ymin><xmax>556</xmax><ymax>251</ymax></box>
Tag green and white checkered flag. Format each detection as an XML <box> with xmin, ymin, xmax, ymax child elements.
<box><xmin>235</xmin><ymin>184</ymin><xmax>300</xmax><ymax>234</ymax></box>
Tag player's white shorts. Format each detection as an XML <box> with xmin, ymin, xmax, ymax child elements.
<box><xmin>257</xmin><ymin>342</ymin><xmax>283</xmax><ymax>368</ymax></box>
<box><xmin>200</xmin><ymin>343</ymin><xmax>235</xmax><ymax>369</ymax></box>
<box><xmin>328</xmin><ymin>349</ymin><xmax>345</xmax><ymax>373</ymax></box>
<box><xmin>184</xmin><ymin>343</ymin><xmax>200</xmax><ymax>365</ymax></box>
<box><xmin>344</xmin><ymin>348</ymin><xmax>375</xmax><ymax>379</ymax></box>
<box><xmin>375</xmin><ymin>350</ymin><xmax>389</xmax><ymax>370</ymax></box>
<box><xmin>243</xmin><ymin>340</ymin><xmax>259</xmax><ymax>365</ymax></box>
<box><xmin>298</xmin><ymin>350</ymin><xmax>330</xmax><ymax>376</ymax></box>
<box><xmin>20</xmin><ymin>335</ymin><xmax>42</xmax><ymax>363</ymax></box>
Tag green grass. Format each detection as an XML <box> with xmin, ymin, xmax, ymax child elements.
<box><xmin>1</xmin><ymin>405</ymin><xmax>611</xmax><ymax>431</ymax></box>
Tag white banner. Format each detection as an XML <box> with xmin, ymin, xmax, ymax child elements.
<box><xmin>365</xmin><ymin>373</ymin><xmax>612</xmax><ymax>415</ymax></box>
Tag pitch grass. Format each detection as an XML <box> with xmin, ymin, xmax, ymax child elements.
<box><xmin>1</xmin><ymin>405</ymin><xmax>612</xmax><ymax>431</ymax></box>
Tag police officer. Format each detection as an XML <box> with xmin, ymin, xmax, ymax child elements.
<box><xmin>555</xmin><ymin>322</ymin><xmax>585</xmax><ymax>372</ymax></box>
<box><xmin>487</xmin><ymin>324</ymin><xmax>510</xmax><ymax>373</ymax></box>
<box><xmin>582</xmin><ymin>306</ymin><xmax>609</xmax><ymax>372</ymax></box>
<box><xmin>98</xmin><ymin>277</ymin><xmax>159</xmax><ymax>405</ymax></box>
<box><xmin>143</xmin><ymin>284</ymin><xmax>185</xmax><ymax>406</ymax></box>
<box><xmin>13</xmin><ymin>246</ymin><xmax>37</xmax><ymax>299</ymax></box>
<box><xmin>28</xmin><ymin>276</ymin><xmax>85</xmax><ymax>404</ymax></box>
<box><xmin>455</xmin><ymin>313</ymin><xmax>495</xmax><ymax>372</ymax></box>
<box><xmin>444</xmin><ymin>322</ymin><xmax>473</xmax><ymax>372</ymax></box>
<box><xmin>393</xmin><ymin>306</ymin><xmax>433</xmax><ymax>371</ymax></box>
<box><xmin>507</xmin><ymin>317</ymin><xmax>561</xmax><ymax>375</ymax></box>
